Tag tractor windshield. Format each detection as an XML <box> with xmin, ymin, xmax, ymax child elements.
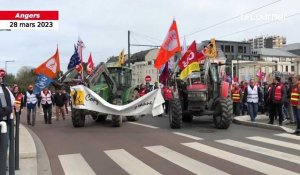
<box><xmin>188</xmin><ymin>71</ymin><xmax>201</xmax><ymax>85</ymax></box>
<box><xmin>108</xmin><ymin>67</ymin><xmax>132</xmax><ymax>89</ymax></box>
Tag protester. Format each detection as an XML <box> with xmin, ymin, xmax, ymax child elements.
<box><xmin>267</xmin><ymin>76</ymin><xmax>286</xmax><ymax>126</ymax></box>
<box><xmin>11</xmin><ymin>85</ymin><xmax>23</xmax><ymax>116</ymax></box>
<box><xmin>243</xmin><ymin>79</ymin><xmax>262</xmax><ymax>122</ymax></box>
<box><xmin>283</xmin><ymin>80</ymin><xmax>293</xmax><ymax>122</ymax></box>
<box><xmin>231</xmin><ymin>82</ymin><xmax>242</xmax><ymax>116</ymax></box>
<box><xmin>162</xmin><ymin>85</ymin><xmax>173</xmax><ymax>115</ymax></box>
<box><xmin>24</xmin><ymin>85</ymin><xmax>39</xmax><ymax>126</ymax></box>
<box><xmin>53</xmin><ymin>88</ymin><xmax>67</xmax><ymax>120</ymax></box>
<box><xmin>291</xmin><ymin>75</ymin><xmax>300</xmax><ymax>135</ymax></box>
<box><xmin>40</xmin><ymin>87</ymin><xmax>54</xmax><ymax>124</ymax></box>
<box><xmin>139</xmin><ymin>84</ymin><xmax>146</xmax><ymax>97</ymax></box>
<box><xmin>62</xmin><ymin>89</ymin><xmax>69</xmax><ymax>114</ymax></box>
<box><xmin>240</xmin><ymin>81</ymin><xmax>248</xmax><ymax>115</ymax></box>
<box><xmin>263</xmin><ymin>82</ymin><xmax>270</xmax><ymax>116</ymax></box>
<box><xmin>153</xmin><ymin>82</ymin><xmax>159</xmax><ymax>90</ymax></box>
<box><xmin>129</xmin><ymin>86</ymin><xmax>140</xmax><ymax>102</ymax></box>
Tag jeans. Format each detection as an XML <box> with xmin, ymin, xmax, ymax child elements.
<box><xmin>247</xmin><ymin>102</ymin><xmax>258</xmax><ymax>122</ymax></box>
<box><xmin>42</xmin><ymin>105</ymin><xmax>52</xmax><ymax>124</ymax></box>
<box><xmin>27</xmin><ymin>107</ymin><xmax>36</xmax><ymax>126</ymax></box>
<box><xmin>292</xmin><ymin>106</ymin><xmax>300</xmax><ymax>131</ymax></box>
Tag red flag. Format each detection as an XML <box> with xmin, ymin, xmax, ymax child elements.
<box><xmin>178</xmin><ymin>41</ymin><xmax>199</xmax><ymax>79</ymax></box>
<box><xmin>154</xmin><ymin>20</ymin><xmax>181</xmax><ymax>69</ymax></box>
<box><xmin>86</xmin><ymin>53</ymin><xmax>94</xmax><ymax>75</ymax></box>
<box><xmin>34</xmin><ymin>48</ymin><xmax>60</xmax><ymax>79</ymax></box>
<box><xmin>76</xmin><ymin>37</ymin><xmax>85</xmax><ymax>73</ymax></box>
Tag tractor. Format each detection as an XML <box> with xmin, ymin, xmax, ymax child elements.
<box><xmin>57</xmin><ymin>62</ymin><xmax>139</xmax><ymax>127</ymax></box>
<box><xmin>168</xmin><ymin>59</ymin><xmax>233</xmax><ymax>129</ymax></box>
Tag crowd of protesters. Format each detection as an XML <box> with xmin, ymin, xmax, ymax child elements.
<box><xmin>231</xmin><ymin>74</ymin><xmax>300</xmax><ymax>135</ymax></box>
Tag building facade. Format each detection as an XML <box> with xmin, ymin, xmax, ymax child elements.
<box><xmin>247</xmin><ymin>35</ymin><xmax>286</xmax><ymax>50</ymax></box>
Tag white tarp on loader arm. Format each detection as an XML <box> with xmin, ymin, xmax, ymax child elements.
<box><xmin>70</xmin><ymin>85</ymin><xmax>165</xmax><ymax>116</ymax></box>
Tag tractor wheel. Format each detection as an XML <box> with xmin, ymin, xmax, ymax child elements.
<box><xmin>169</xmin><ymin>99</ymin><xmax>182</xmax><ymax>129</ymax></box>
<box><xmin>126</xmin><ymin>115</ymin><xmax>140</xmax><ymax>121</ymax></box>
<box><xmin>182</xmin><ymin>112</ymin><xmax>193</xmax><ymax>122</ymax></box>
<box><xmin>112</xmin><ymin>115</ymin><xmax>122</xmax><ymax>127</ymax></box>
<box><xmin>213</xmin><ymin>98</ymin><xmax>233</xmax><ymax>129</ymax></box>
<box><xmin>72</xmin><ymin>109</ymin><xmax>85</xmax><ymax>127</ymax></box>
<box><xmin>92</xmin><ymin>114</ymin><xmax>107</xmax><ymax>122</ymax></box>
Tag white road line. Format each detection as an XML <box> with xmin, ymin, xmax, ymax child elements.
<box><xmin>58</xmin><ymin>153</ymin><xmax>96</xmax><ymax>175</ymax></box>
<box><xmin>127</xmin><ymin>122</ymin><xmax>159</xmax><ymax>129</ymax></box>
<box><xmin>247</xmin><ymin>136</ymin><xmax>300</xmax><ymax>151</ymax></box>
<box><xmin>173</xmin><ymin>132</ymin><xmax>203</xmax><ymax>140</ymax></box>
<box><xmin>182</xmin><ymin>142</ymin><xmax>299</xmax><ymax>175</ymax></box>
<box><xmin>274</xmin><ymin>133</ymin><xmax>300</xmax><ymax>141</ymax></box>
<box><xmin>216</xmin><ymin>139</ymin><xmax>300</xmax><ymax>165</ymax></box>
<box><xmin>145</xmin><ymin>145</ymin><xmax>229</xmax><ymax>175</ymax></box>
<box><xmin>104</xmin><ymin>149</ymin><xmax>161</xmax><ymax>175</ymax></box>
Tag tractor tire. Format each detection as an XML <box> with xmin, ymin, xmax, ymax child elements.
<box><xmin>182</xmin><ymin>112</ymin><xmax>193</xmax><ymax>122</ymax></box>
<box><xmin>213</xmin><ymin>98</ymin><xmax>233</xmax><ymax>129</ymax></box>
<box><xmin>92</xmin><ymin>114</ymin><xmax>107</xmax><ymax>122</ymax></box>
<box><xmin>72</xmin><ymin>109</ymin><xmax>85</xmax><ymax>127</ymax></box>
<box><xmin>112</xmin><ymin>115</ymin><xmax>122</xmax><ymax>127</ymax></box>
<box><xmin>169</xmin><ymin>99</ymin><xmax>182</xmax><ymax>129</ymax></box>
<box><xmin>126</xmin><ymin>115</ymin><xmax>140</xmax><ymax>121</ymax></box>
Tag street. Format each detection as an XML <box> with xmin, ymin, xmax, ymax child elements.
<box><xmin>22</xmin><ymin>111</ymin><xmax>300</xmax><ymax>175</ymax></box>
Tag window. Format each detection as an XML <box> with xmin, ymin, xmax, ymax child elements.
<box><xmin>243</xmin><ymin>46</ymin><xmax>247</xmax><ymax>53</ymax></box>
<box><xmin>231</xmin><ymin>46</ymin><xmax>234</xmax><ymax>53</ymax></box>
<box><xmin>286</xmin><ymin>66</ymin><xmax>288</xmax><ymax>72</ymax></box>
<box><xmin>238</xmin><ymin>46</ymin><xmax>243</xmax><ymax>53</ymax></box>
<box><xmin>221</xmin><ymin>45</ymin><xmax>224</xmax><ymax>52</ymax></box>
<box><xmin>292</xmin><ymin>66</ymin><xmax>295</xmax><ymax>72</ymax></box>
<box><xmin>225</xmin><ymin>45</ymin><xmax>230</xmax><ymax>53</ymax></box>
<box><xmin>148</xmin><ymin>61</ymin><xmax>152</xmax><ymax>65</ymax></box>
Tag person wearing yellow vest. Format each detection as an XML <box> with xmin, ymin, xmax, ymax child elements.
<box><xmin>231</xmin><ymin>82</ymin><xmax>242</xmax><ymax>116</ymax></box>
<box><xmin>40</xmin><ymin>87</ymin><xmax>54</xmax><ymax>124</ymax></box>
<box><xmin>267</xmin><ymin>76</ymin><xmax>286</xmax><ymax>126</ymax></box>
<box><xmin>291</xmin><ymin>75</ymin><xmax>300</xmax><ymax>135</ymax></box>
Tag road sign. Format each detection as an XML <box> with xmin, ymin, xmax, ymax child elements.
<box><xmin>145</xmin><ymin>75</ymin><xmax>151</xmax><ymax>83</ymax></box>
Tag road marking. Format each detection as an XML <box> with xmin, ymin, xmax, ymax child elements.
<box><xmin>127</xmin><ymin>122</ymin><xmax>159</xmax><ymax>129</ymax></box>
<box><xmin>182</xmin><ymin>142</ymin><xmax>299</xmax><ymax>175</ymax></box>
<box><xmin>173</xmin><ymin>132</ymin><xmax>203</xmax><ymax>140</ymax></box>
<box><xmin>104</xmin><ymin>149</ymin><xmax>161</xmax><ymax>175</ymax></box>
<box><xmin>247</xmin><ymin>136</ymin><xmax>300</xmax><ymax>151</ymax></box>
<box><xmin>145</xmin><ymin>145</ymin><xmax>229</xmax><ymax>175</ymax></box>
<box><xmin>216</xmin><ymin>139</ymin><xmax>300</xmax><ymax>165</ymax></box>
<box><xmin>274</xmin><ymin>133</ymin><xmax>300</xmax><ymax>141</ymax></box>
<box><xmin>58</xmin><ymin>153</ymin><xmax>96</xmax><ymax>175</ymax></box>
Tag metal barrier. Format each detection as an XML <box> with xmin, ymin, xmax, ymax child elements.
<box><xmin>0</xmin><ymin>121</ymin><xmax>8</xmax><ymax>175</ymax></box>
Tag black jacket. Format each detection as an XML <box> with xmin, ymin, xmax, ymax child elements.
<box><xmin>53</xmin><ymin>93</ymin><xmax>67</xmax><ymax>107</ymax></box>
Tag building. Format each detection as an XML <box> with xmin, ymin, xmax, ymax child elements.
<box><xmin>247</xmin><ymin>36</ymin><xmax>286</xmax><ymax>50</ymax></box>
<box><xmin>281</xmin><ymin>43</ymin><xmax>300</xmax><ymax>56</ymax></box>
<box><xmin>233</xmin><ymin>48</ymin><xmax>300</xmax><ymax>82</ymax></box>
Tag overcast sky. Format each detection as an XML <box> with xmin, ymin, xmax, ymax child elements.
<box><xmin>0</xmin><ymin>0</ymin><xmax>299</xmax><ymax>75</ymax></box>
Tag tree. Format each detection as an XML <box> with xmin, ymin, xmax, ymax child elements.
<box><xmin>15</xmin><ymin>66</ymin><xmax>37</xmax><ymax>92</ymax></box>
<box><xmin>4</xmin><ymin>73</ymin><xmax>16</xmax><ymax>87</ymax></box>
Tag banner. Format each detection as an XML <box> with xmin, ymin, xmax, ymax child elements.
<box><xmin>70</xmin><ymin>85</ymin><xmax>165</xmax><ymax>116</ymax></box>
<box><xmin>34</xmin><ymin>48</ymin><xmax>60</xmax><ymax>79</ymax></box>
<box><xmin>33</xmin><ymin>74</ymin><xmax>53</xmax><ymax>94</ymax></box>
<box><xmin>154</xmin><ymin>20</ymin><xmax>181</xmax><ymax>69</ymax></box>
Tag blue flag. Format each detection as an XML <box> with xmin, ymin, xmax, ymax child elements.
<box><xmin>67</xmin><ymin>45</ymin><xmax>80</xmax><ymax>70</ymax></box>
<box><xmin>33</xmin><ymin>74</ymin><xmax>53</xmax><ymax>94</ymax></box>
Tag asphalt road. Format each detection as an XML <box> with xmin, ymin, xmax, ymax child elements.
<box><xmin>22</xmin><ymin>110</ymin><xmax>300</xmax><ymax>175</ymax></box>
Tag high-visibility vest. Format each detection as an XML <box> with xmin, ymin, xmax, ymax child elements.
<box><xmin>26</xmin><ymin>91</ymin><xmax>37</xmax><ymax>104</ymax></box>
<box><xmin>232</xmin><ymin>88</ymin><xmax>241</xmax><ymax>102</ymax></box>
<box><xmin>247</xmin><ymin>86</ymin><xmax>259</xmax><ymax>103</ymax></box>
<box><xmin>41</xmin><ymin>91</ymin><xmax>52</xmax><ymax>105</ymax></box>
<box><xmin>274</xmin><ymin>84</ymin><xmax>283</xmax><ymax>101</ymax></box>
<box><xmin>290</xmin><ymin>83</ymin><xmax>300</xmax><ymax>106</ymax></box>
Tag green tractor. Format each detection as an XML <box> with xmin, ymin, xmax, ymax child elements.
<box><xmin>57</xmin><ymin>62</ymin><xmax>140</xmax><ymax>127</ymax></box>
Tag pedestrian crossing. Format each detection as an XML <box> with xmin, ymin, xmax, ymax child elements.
<box><xmin>58</xmin><ymin>133</ymin><xmax>300</xmax><ymax>175</ymax></box>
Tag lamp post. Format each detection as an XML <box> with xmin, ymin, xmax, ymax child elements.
<box><xmin>5</xmin><ymin>60</ymin><xmax>15</xmax><ymax>74</ymax></box>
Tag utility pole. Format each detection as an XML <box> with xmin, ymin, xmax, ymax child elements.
<box><xmin>128</xmin><ymin>30</ymin><xmax>131</xmax><ymax>67</ymax></box>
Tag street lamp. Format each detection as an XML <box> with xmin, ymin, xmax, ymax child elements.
<box><xmin>5</xmin><ymin>60</ymin><xmax>15</xmax><ymax>74</ymax></box>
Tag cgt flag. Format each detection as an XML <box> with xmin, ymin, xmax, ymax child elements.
<box><xmin>178</xmin><ymin>41</ymin><xmax>200</xmax><ymax>80</ymax></box>
<box><xmin>154</xmin><ymin>20</ymin><xmax>181</xmax><ymax>70</ymax></box>
<box><xmin>67</xmin><ymin>45</ymin><xmax>80</xmax><ymax>70</ymax></box>
<box><xmin>33</xmin><ymin>74</ymin><xmax>53</xmax><ymax>94</ymax></box>
<box><xmin>86</xmin><ymin>53</ymin><xmax>94</xmax><ymax>75</ymax></box>
<box><xmin>34</xmin><ymin>48</ymin><xmax>60</xmax><ymax>79</ymax></box>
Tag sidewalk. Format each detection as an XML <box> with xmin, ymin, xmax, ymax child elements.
<box><xmin>233</xmin><ymin>114</ymin><xmax>297</xmax><ymax>133</ymax></box>
<box><xmin>7</xmin><ymin>124</ymin><xmax>37</xmax><ymax>175</ymax></box>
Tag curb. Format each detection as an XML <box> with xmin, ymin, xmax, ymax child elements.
<box><xmin>19</xmin><ymin>124</ymin><xmax>37</xmax><ymax>159</ymax></box>
<box><xmin>233</xmin><ymin>115</ymin><xmax>296</xmax><ymax>133</ymax></box>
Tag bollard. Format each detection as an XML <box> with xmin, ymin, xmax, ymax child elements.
<box><xmin>15</xmin><ymin>111</ymin><xmax>20</xmax><ymax>170</ymax></box>
<box><xmin>9</xmin><ymin>113</ymin><xmax>15</xmax><ymax>175</ymax></box>
<box><xmin>0</xmin><ymin>121</ymin><xmax>8</xmax><ymax>175</ymax></box>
